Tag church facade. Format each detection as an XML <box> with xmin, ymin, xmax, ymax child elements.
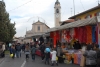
<box><xmin>23</xmin><ymin>0</ymin><xmax>61</xmax><ymax>43</ymax></box>
<box><xmin>24</xmin><ymin>20</ymin><xmax>50</xmax><ymax>43</ymax></box>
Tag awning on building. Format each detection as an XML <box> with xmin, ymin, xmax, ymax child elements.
<box><xmin>47</xmin><ymin>17</ymin><xmax>97</xmax><ymax>32</ymax></box>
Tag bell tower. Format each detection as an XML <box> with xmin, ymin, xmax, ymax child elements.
<box><xmin>54</xmin><ymin>0</ymin><xmax>61</xmax><ymax>27</ymax></box>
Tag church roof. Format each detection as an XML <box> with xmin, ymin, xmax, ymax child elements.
<box><xmin>32</xmin><ymin>20</ymin><xmax>50</xmax><ymax>28</ymax></box>
<box><xmin>55</xmin><ymin>0</ymin><xmax>60</xmax><ymax>4</ymax></box>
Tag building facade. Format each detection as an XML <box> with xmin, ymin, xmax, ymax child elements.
<box><xmin>69</xmin><ymin>5</ymin><xmax>100</xmax><ymax>20</ymax></box>
<box><xmin>25</xmin><ymin>20</ymin><xmax>50</xmax><ymax>43</ymax></box>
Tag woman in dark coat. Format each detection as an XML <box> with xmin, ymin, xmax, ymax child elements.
<box><xmin>94</xmin><ymin>45</ymin><xmax>100</xmax><ymax>67</ymax></box>
<box><xmin>83</xmin><ymin>45</ymin><xmax>97</xmax><ymax>67</ymax></box>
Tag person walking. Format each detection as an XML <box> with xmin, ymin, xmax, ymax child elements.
<box><xmin>44</xmin><ymin>43</ymin><xmax>50</xmax><ymax>65</ymax></box>
<box><xmin>31</xmin><ymin>45</ymin><xmax>36</xmax><ymax>61</ymax></box>
<box><xmin>25</xmin><ymin>44</ymin><xmax>30</xmax><ymax>60</ymax></box>
<box><xmin>11</xmin><ymin>45</ymin><xmax>16</xmax><ymax>59</ymax></box>
<box><xmin>15</xmin><ymin>43</ymin><xmax>21</xmax><ymax>58</ymax></box>
<box><xmin>83</xmin><ymin>45</ymin><xmax>97</xmax><ymax>67</ymax></box>
<box><xmin>94</xmin><ymin>45</ymin><xmax>100</xmax><ymax>67</ymax></box>
<box><xmin>22</xmin><ymin>44</ymin><xmax>25</xmax><ymax>53</ymax></box>
<box><xmin>56</xmin><ymin>45</ymin><xmax>62</xmax><ymax>63</ymax></box>
<box><xmin>51</xmin><ymin>48</ymin><xmax>58</xmax><ymax>66</ymax></box>
<box><xmin>2</xmin><ymin>43</ymin><xmax>6</xmax><ymax>57</ymax></box>
<box><xmin>40</xmin><ymin>42</ymin><xmax>45</xmax><ymax>61</ymax></box>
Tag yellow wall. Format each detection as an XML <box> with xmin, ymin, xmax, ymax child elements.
<box><xmin>76</xmin><ymin>9</ymin><xmax>100</xmax><ymax>20</ymax></box>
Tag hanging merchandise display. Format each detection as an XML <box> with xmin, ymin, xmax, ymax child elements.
<box><xmin>66</xmin><ymin>29</ymin><xmax>71</xmax><ymax>43</ymax></box>
<box><xmin>86</xmin><ymin>26</ymin><xmax>92</xmax><ymax>44</ymax></box>
<box><xmin>78</xmin><ymin>27</ymin><xmax>87</xmax><ymax>43</ymax></box>
<box><xmin>73</xmin><ymin>27</ymin><xmax>79</xmax><ymax>40</ymax></box>
<box><xmin>92</xmin><ymin>26</ymin><xmax>96</xmax><ymax>43</ymax></box>
<box><xmin>96</xmin><ymin>25</ymin><xmax>98</xmax><ymax>44</ymax></box>
<box><xmin>56</xmin><ymin>31</ymin><xmax>60</xmax><ymax>41</ymax></box>
<box><xmin>61</xmin><ymin>30</ymin><xmax>66</xmax><ymax>43</ymax></box>
<box><xmin>78</xmin><ymin>27</ymin><xmax>83</xmax><ymax>43</ymax></box>
<box><xmin>70</xmin><ymin>28</ymin><xmax>74</xmax><ymax>39</ymax></box>
<box><xmin>98</xmin><ymin>23</ymin><xmax>100</xmax><ymax>48</ymax></box>
<box><xmin>50</xmin><ymin>32</ymin><xmax>54</xmax><ymax>38</ymax></box>
<box><xmin>70</xmin><ymin>28</ymin><xmax>77</xmax><ymax>48</ymax></box>
<box><xmin>54</xmin><ymin>32</ymin><xmax>57</xmax><ymax>47</ymax></box>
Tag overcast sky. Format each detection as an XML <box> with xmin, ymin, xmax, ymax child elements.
<box><xmin>3</xmin><ymin>0</ymin><xmax>99</xmax><ymax>37</ymax></box>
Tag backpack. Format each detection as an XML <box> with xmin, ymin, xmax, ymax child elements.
<box><xmin>40</xmin><ymin>45</ymin><xmax>45</xmax><ymax>52</ymax></box>
<box><xmin>31</xmin><ymin>47</ymin><xmax>36</xmax><ymax>54</ymax></box>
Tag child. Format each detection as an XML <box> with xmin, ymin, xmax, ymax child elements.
<box><xmin>50</xmin><ymin>48</ymin><xmax>58</xmax><ymax>66</ymax></box>
<box><xmin>31</xmin><ymin>45</ymin><xmax>36</xmax><ymax>61</ymax></box>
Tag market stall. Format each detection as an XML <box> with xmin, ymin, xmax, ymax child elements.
<box><xmin>47</xmin><ymin>16</ymin><xmax>99</xmax><ymax>66</ymax></box>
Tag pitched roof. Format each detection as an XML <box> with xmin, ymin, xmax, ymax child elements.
<box><xmin>55</xmin><ymin>0</ymin><xmax>60</xmax><ymax>4</ymax></box>
<box><xmin>60</xmin><ymin>19</ymin><xmax>74</xmax><ymax>25</ymax></box>
<box><xmin>47</xmin><ymin>17</ymin><xmax>97</xmax><ymax>32</ymax></box>
<box><xmin>69</xmin><ymin>5</ymin><xmax>100</xmax><ymax>19</ymax></box>
<box><xmin>32</xmin><ymin>20</ymin><xmax>50</xmax><ymax>28</ymax></box>
<box><xmin>63</xmin><ymin>19</ymin><xmax>75</xmax><ymax>22</ymax></box>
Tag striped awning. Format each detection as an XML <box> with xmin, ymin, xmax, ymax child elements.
<box><xmin>47</xmin><ymin>17</ymin><xmax>97</xmax><ymax>32</ymax></box>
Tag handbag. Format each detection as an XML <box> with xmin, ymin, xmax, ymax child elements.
<box><xmin>10</xmin><ymin>54</ymin><xmax>13</xmax><ymax>57</ymax></box>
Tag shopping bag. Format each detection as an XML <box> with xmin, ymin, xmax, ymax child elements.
<box><xmin>56</xmin><ymin>56</ymin><xmax>58</xmax><ymax>61</ymax></box>
<box><xmin>10</xmin><ymin>54</ymin><xmax>13</xmax><ymax>57</ymax></box>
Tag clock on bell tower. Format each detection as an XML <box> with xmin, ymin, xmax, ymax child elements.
<box><xmin>54</xmin><ymin>0</ymin><xmax>61</xmax><ymax>27</ymax></box>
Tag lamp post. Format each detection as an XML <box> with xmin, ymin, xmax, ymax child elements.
<box><xmin>73</xmin><ymin>0</ymin><xmax>75</xmax><ymax>15</ymax></box>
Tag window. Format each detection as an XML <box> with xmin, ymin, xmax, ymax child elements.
<box><xmin>38</xmin><ymin>26</ymin><xmax>40</xmax><ymax>31</ymax></box>
<box><xmin>75</xmin><ymin>18</ymin><xmax>81</xmax><ymax>21</ymax></box>
<box><xmin>97</xmin><ymin>12</ymin><xmax>100</xmax><ymax>16</ymax></box>
<box><xmin>85</xmin><ymin>15</ymin><xmax>92</xmax><ymax>19</ymax></box>
<box><xmin>56</xmin><ymin>9</ymin><xmax>59</xmax><ymax>13</ymax></box>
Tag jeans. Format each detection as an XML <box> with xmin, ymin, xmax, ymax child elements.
<box><xmin>41</xmin><ymin>52</ymin><xmax>45</xmax><ymax>60</ymax></box>
<box><xmin>45</xmin><ymin>58</ymin><xmax>49</xmax><ymax>64</ymax></box>
<box><xmin>26</xmin><ymin>54</ymin><xmax>29</xmax><ymax>59</ymax></box>
<box><xmin>16</xmin><ymin>51</ymin><xmax>21</xmax><ymax>58</ymax></box>
<box><xmin>31</xmin><ymin>54</ymin><xmax>35</xmax><ymax>60</ymax></box>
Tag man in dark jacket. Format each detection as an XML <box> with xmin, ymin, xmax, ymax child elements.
<box><xmin>95</xmin><ymin>45</ymin><xmax>100</xmax><ymax>67</ymax></box>
<box><xmin>40</xmin><ymin>43</ymin><xmax>45</xmax><ymax>60</ymax></box>
<box><xmin>83</xmin><ymin>45</ymin><xmax>97</xmax><ymax>67</ymax></box>
<box><xmin>15</xmin><ymin>43</ymin><xmax>21</xmax><ymax>58</ymax></box>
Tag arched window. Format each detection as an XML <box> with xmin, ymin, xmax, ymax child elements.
<box><xmin>38</xmin><ymin>26</ymin><xmax>40</xmax><ymax>31</ymax></box>
<box><xmin>56</xmin><ymin>9</ymin><xmax>59</xmax><ymax>13</ymax></box>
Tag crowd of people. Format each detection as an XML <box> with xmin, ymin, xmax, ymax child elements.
<box><xmin>9</xmin><ymin>42</ymin><xmax>63</xmax><ymax>66</ymax></box>
<box><xmin>1</xmin><ymin>40</ymin><xmax>100</xmax><ymax>67</ymax></box>
<box><xmin>83</xmin><ymin>44</ymin><xmax>100</xmax><ymax>67</ymax></box>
